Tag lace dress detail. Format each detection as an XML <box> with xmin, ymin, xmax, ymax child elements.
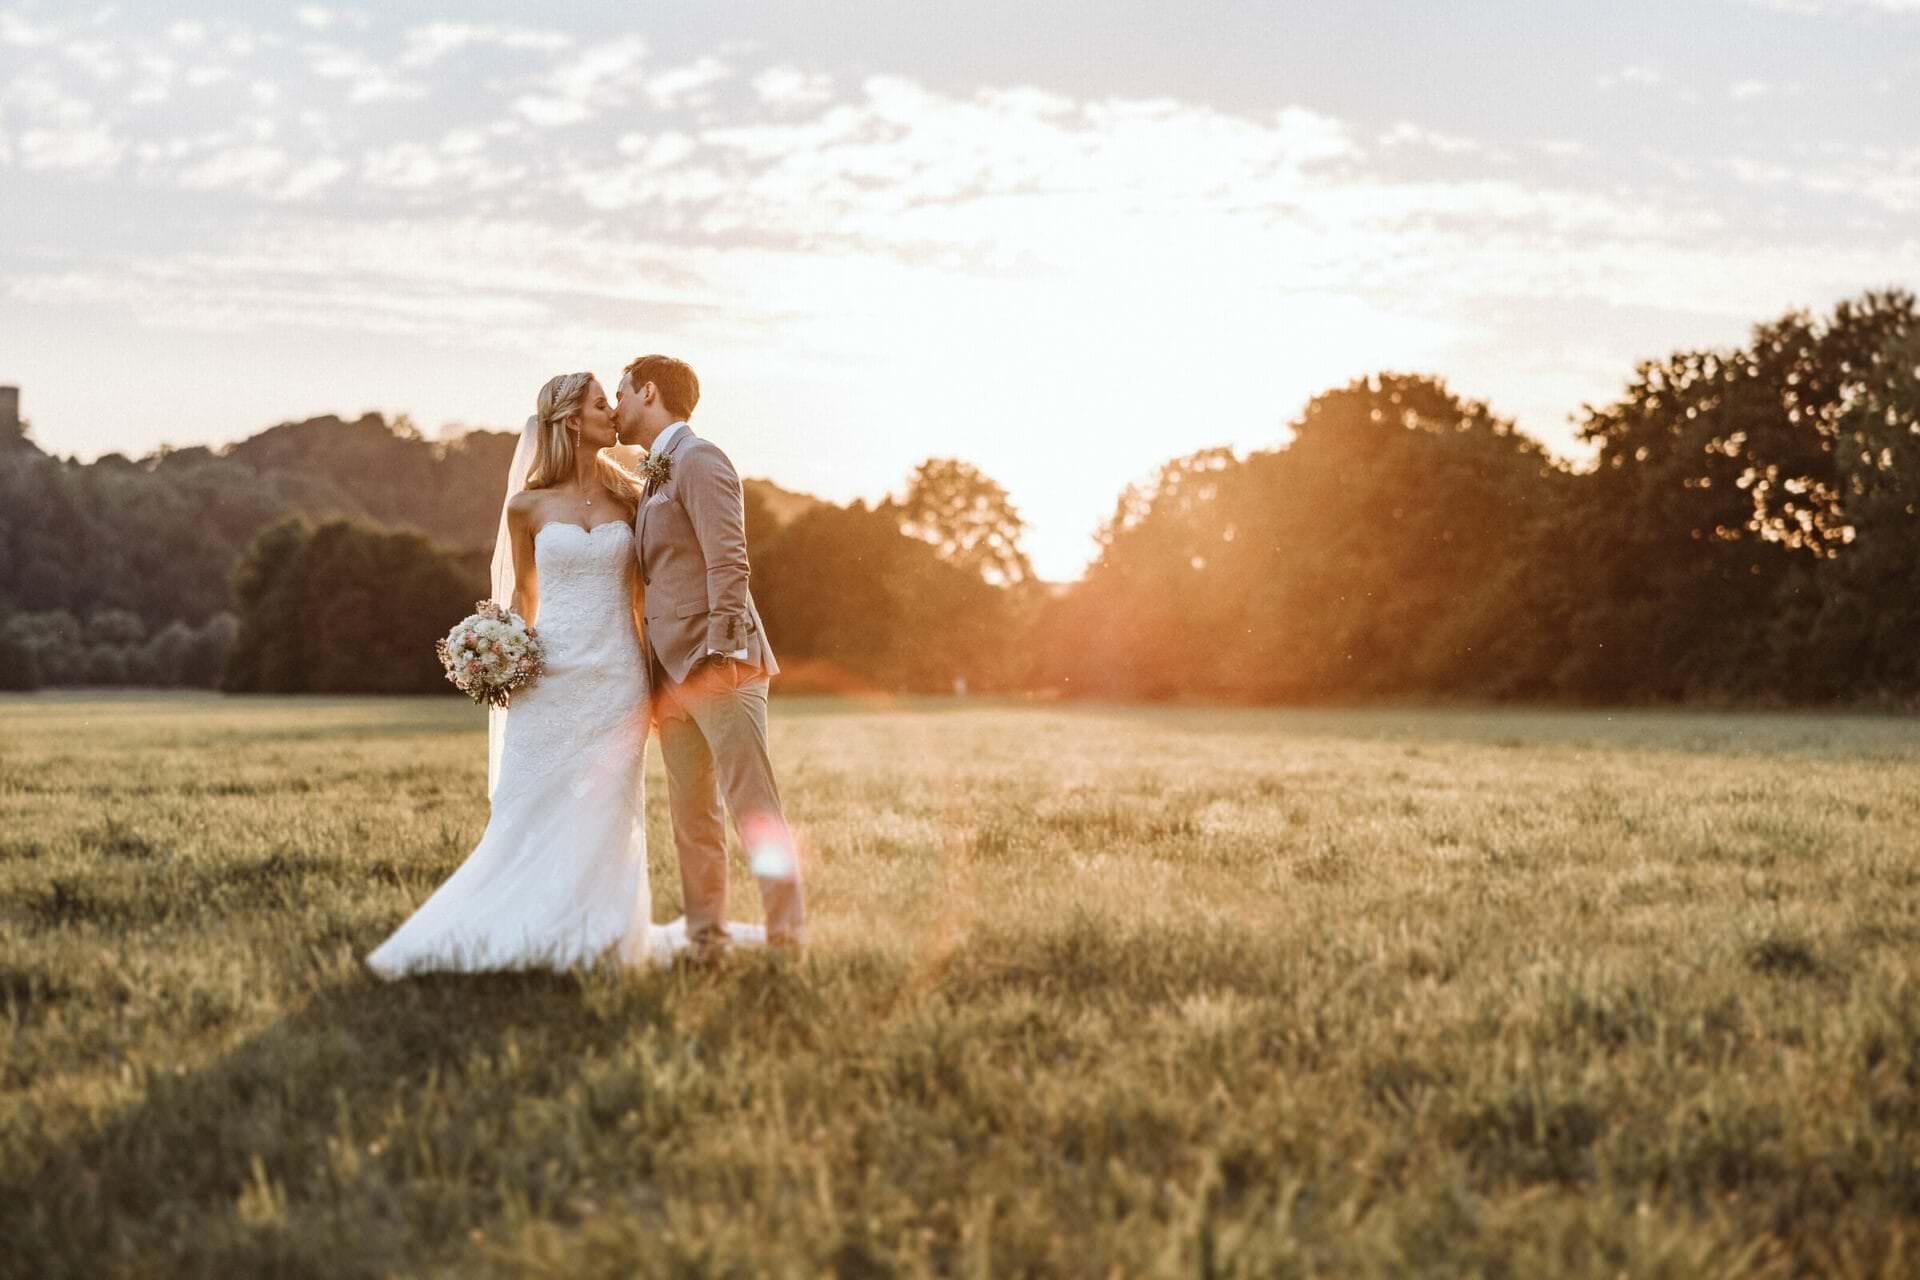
<box><xmin>366</xmin><ymin>521</ymin><xmax>767</xmax><ymax>976</ymax></box>
<box><xmin>494</xmin><ymin>523</ymin><xmax>646</xmax><ymax>795</ymax></box>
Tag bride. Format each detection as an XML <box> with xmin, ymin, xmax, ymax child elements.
<box><xmin>366</xmin><ymin>371</ymin><xmax>762</xmax><ymax>978</ymax></box>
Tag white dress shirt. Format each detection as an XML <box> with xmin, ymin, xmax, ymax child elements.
<box><xmin>647</xmin><ymin>421</ymin><xmax>688</xmax><ymax>457</ymax></box>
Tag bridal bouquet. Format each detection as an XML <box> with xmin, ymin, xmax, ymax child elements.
<box><xmin>436</xmin><ymin>601</ymin><xmax>544</xmax><ymax>707</ymax></box>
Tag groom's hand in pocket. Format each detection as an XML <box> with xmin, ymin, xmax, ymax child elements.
<box><xmin>689</xmin><ymin>652</ymin><xmax>740</xmax><ymax>697</ymax></box>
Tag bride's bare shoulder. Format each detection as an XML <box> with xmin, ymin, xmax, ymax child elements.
<box><xmin>506</xmin><ymin>490</ymin><xmax>545</xmax><ymax>528</ymax></box>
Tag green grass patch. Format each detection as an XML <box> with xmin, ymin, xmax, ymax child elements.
<box><xmin>2</xmin><ymin>693</ymin><xmax>1918</xmax><ymax>1276</ymax></box>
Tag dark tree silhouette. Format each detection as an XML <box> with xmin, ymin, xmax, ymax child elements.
<box><xmin>224</xmin><ymin>519</ymin><xmax>480</xmax><ymax>694</ymax></box>
<box><xmin>1557</xmin><ymin>288</ymin><xmax>1920</xmax><ymax>699</ymax></box>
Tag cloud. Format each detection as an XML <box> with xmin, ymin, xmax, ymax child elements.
<box><xmin>18</xmin><ymin>124</ymin><xmax>121</xmax><ymax>172</ymax></box>
<box><xmin>1</xmin><ymin>71</ymin><xmax>123</xmax><ymax>173</ymax></box>
<box><xmin>60</xmin><ymin>37</ymin><xmax>122</xmax><ymax>81</ymax></box>
<box><xmin>647</xmin><ymin>56</ymin><xmax>730</xmax><ymax>108</ymax></box>
<box><xmin>511</xmin><ymin>34</ymin><xmax>648</xmax><ymax>128</ymax></box>
<box><xmin>1724</xmin><ymin>145</ymin><xmax>1920</xmax><ymax>213</ymax></box>
<box><xmin>4</xmin><ymin>73</ymin><xmax>96</xmax><ymax>127</ymax></box>
<box><xmin>1378</xmin><ymin>122</ymin><xmax>1481</xmax><ymax>154</ymax></box>
<box><xmin>397</xmin><ymin>22</ymin><xmax>571</xmax><ymax>69</ymax></box>
<box><xmin>615</xmin><ymin>130</ymin><xmax>697</xmax><ymax>164</ymax></box>
<box><xmin>360</xmin><ymin>142</ymin><xmax>441</xmax><ymax>190</ymax></box>
<box><xmin>125</xmin><ymin>51</ymin><xmax>174</xmax><ymax>105</ymax></box>
<box><xmin>752</xmin><ymin>65</ymin><xmax>833</xmax><ymax>108</ymax></box>
<box><xmin>439</xmin><ymin>127</ymin><xmax>486</xmax><ymax>156</ymax></box>
<box><xmin>305</xmin><ymin>43</ymin><xmax>426</xmax><ymax>103</ymax></box>
<box><xmin>178</xmin><ymin>142</ymin><xmax>287</xmax><ymax>191</ymax></box>
<box><xmin>1730</xmin><ymin>78</ymin><xmax>1770</xmax><ymax>99</ymax></box>
<box><xmin>30</xmin><ymin>67</ymin><xmax>1809</xmax><ymax>338</ymax></box>
<box><xmin>513</xmin><ymin>92</ymin><xmax>591</xmax><ymax>128</ymax></box>
<box><xmin>8</xmin><ymin>253</ymin><xmax>553</xmax><ymax>338</ymax></box>
<box><xmin>1</xmin><ymin>12</ymin><xmax>59</xmax><ymax>47</ymax></box>
<box><xmin>360</xmin><ymin>137</ymin><xmax>527</xmax><ymax>193</ymax></box>
<box><xmin>277</xmin><ymin>153</ymin><xmax>347</xmax><ymax>199</ymax></box>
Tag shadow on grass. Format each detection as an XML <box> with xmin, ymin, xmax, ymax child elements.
<box><xmin>4</xmin><ymin>967</ymin><xmax>671</xmax><ymax>1280</ymax></box>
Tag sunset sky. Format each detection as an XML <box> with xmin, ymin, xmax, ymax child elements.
<box><xmin>3</xmin><ymin>1</ymin><xmax>1917</xmax><ymax>578</ymax></box>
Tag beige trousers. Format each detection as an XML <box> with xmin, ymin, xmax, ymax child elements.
<box><xmin>651</xmin><ymin>660</ymin><xmax>805</xmax><ymax>948</ymax></box>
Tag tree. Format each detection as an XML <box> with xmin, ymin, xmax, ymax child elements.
<box><xmin>224</xmin><ymin>519</ymin><xmax>481</xmax><ymax>694</ymax></box>
<box><xmin>84</xmin><ymin>609</ymin><xmax>145</xmax><ymax>647</ymax></box>
<box><xmin>753</xmin><ymin>497</ymin><xmax>1021</xmax><ymax>693</ymax></box>
<box><xmin>223</xmin><ymin>518</ymin><xmax>316</xmax><ymax>693</ymax></box>
<box><xmin>1056</xmin><ymin>447</ymin><xmax>1242</xmax><ymax>698</ymax></box>
<box><xmin>182</xmin><ymin>614</ymin><xmax>238</xmax><ymax>688</ymax></box>
<box><xmin>1045</xmin><ymin>375</ymin><xmax>1559</xmax><ymax>700</ymax></box>
<box><xmin>893</xmin><ymin>458</ymin><xmax>1036</xmax><ymax>587</ymax></box>
<box><xmin>1793</xmin><ymin>323</ymin><xmax>1920</xmax><ymax>699</ymax></box>
<box><xmin>135</xmin><ymin>620</ymin><xmax>197</xmax><ymax>687</ymax></box>
<box><xmin>1561</xmin><ymin>288</ymin><xmax>1920</xmax><ymax>699</ymax></box>
<box><xmin>3</xmin><ymin>610</ymin><xmax>83</xmax><ymax>686</ymax></box>
<box><xmin>0</xmin><ymin>613</ymin><xmax>40</xmax><ymax>690</ymax></box>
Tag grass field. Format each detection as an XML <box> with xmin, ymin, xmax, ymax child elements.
<box><xmin>1</xmin><ymin>693</ymin><xmax>1917</xmax><ymax>1278</ymax></box>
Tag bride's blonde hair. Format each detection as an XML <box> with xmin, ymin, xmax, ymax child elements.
<box><xmin>525</xmin><ymin>371</ymin><xmax>642</xmax><ymax>503</ymax></box>
<box><xmin>524</xmin><ymin>372</ymin><xmax>593</xmax><ymax>491</ymax></box>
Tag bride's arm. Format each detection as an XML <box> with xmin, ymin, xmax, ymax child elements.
<box><xmin>506</xmin><ymin>497</ymin><xmax>539</xmax><ymax>625</ymax></box>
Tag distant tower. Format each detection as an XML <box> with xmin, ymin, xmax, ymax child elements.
<box><xmin>0</xmin><ymin>386</ymin><xmax>16</xmax><ymax>436</ymax></box>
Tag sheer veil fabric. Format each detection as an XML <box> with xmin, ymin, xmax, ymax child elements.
<box><xmin>487</xmin><ymin>415</ymin><xmax>539</xmax><ymax>799</ymax></box>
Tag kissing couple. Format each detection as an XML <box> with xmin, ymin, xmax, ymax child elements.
<box><xmin>368</xmin><ymin>354</ymin><xmax>805</xmax><ymax>977</ymax></box>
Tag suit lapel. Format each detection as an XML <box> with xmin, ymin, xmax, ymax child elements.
<box><xmin>638</xmin><ymin>426</ymin><xmax>696</xmax><ymax>559</ymax></box>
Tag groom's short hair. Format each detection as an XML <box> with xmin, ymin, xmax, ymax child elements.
<box><xmin>623</xmin><ymin>354</ymin><xmax>700</xmax><ymax>420</ymax></box>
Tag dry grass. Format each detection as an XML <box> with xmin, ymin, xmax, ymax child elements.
<box><xmin>2</xmin><ymin>693</ymin><xmax>1917</xmax><ymax>1277</ymax></box>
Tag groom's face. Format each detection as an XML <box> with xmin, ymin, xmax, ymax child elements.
<box><xmin>612</xmin><ymin>373</ymin><xmax>645</xmax><ymax>442</ymax></box>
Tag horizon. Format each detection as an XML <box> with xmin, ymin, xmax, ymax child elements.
<box><xmin>4</xmin><ymin>0</ymin><xmax>1918</xmax><ymax>577</ymax></box>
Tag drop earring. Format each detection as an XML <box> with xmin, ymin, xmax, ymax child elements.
<box><xmin>572</xmin><ymin>430</ymin><xmax>591</xmax><ymax>508</ymax></box>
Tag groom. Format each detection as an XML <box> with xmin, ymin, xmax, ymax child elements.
<box><xmin>614</xmin><ymin>354</ymin><xmax>805</xmax><ymax>956</ymax></box>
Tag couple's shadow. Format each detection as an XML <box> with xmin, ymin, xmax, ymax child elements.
<box><xmin>17</xmin><ymin>963</ymin><xmax>707</xmax><ymax>1278</ymax></box>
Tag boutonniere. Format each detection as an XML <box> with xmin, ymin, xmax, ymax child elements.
<box><xmin>642</xmin><ymin>452</ymin><xmax>672</xmax><ymax>492</ymax></box>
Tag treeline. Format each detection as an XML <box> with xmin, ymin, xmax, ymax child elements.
<box><xmin>0</xmin><ymin>610</ymin><xmax>234</xmax><ymax>693</ymax></box>
<box><xmin>204</xmin><ymin>460</ymin><xmax>1036</xmax><ymax>697</ymax></box>
<box><xmin>1039</xmin><ymin>288</ymin><xmax>1920</xmax><ymax>703</ymax></box>
<box><xmin>3</xmin><ymin>288</ymin><xmax>1917</xmax><ymax>703</ymax></box>
<box><xmin>0</xmin><ymin>411</ymin><xmax>515</xmax><ymax>631</ymax></box>
<box><xmin>0</xmin><ymin>411</ymin><xmax>512</xmax><ymax>691</ymax></box>
<box><xmin>221</xmin><ymin>519</ymin><xmax>481</xmax><ymax>694</ymax></box>
<box><xmin>747</xmin><ymin>458</ymin><xmax>1037</xmax><ymax>693</ymax></box>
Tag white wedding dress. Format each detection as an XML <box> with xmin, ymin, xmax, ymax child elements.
<box><xmin>366</xmin><ymin>520</ymin><xmax>763</xmax><ymax>979</ymax></box>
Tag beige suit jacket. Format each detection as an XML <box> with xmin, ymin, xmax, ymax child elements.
<box><xmin>635</xmin><ymin>425</ymin><xmax>779</xmax><ymax>685</ymax></box>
